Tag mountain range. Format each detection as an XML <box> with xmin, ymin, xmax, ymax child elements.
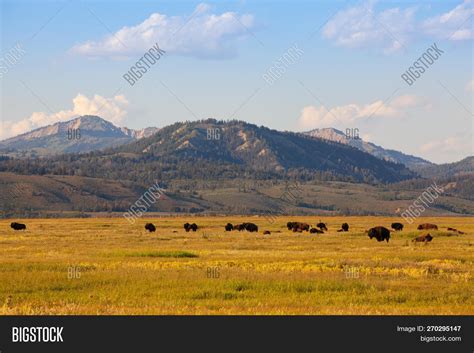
<box><xmin>1</xmin><ymin>117</ymin><xmax>472</xmax><ymax>217</ymax></box>
<box><xmin>1</xmin><ymin>116</ymin><xmax>432</xmax><ymax>170</ymax></box>
<box><xmin>0</xmin><ymin>118</ymin><xmax>416</xmax><ymax>183</ymax></box>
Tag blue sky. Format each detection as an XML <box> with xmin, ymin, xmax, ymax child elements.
<box><xmin>0</xmin><ymin>0</ymin><xmax>472</xmax><ymax>163</ymax></box>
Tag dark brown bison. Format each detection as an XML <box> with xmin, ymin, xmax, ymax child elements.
<box><xmin>367</xmin><ymin>226</ymin><xmax>390</xmax><ymax>242</ymax></box>
<box><xmin>417</xmin><ymin>223</ymin><xmax>438</xmax><ymax>230</ymax></box>
<box><xmin>413</xmin><ymin>234</ymin><xmax>433</xmax><ymax>243</ymax></box>
<box><xmin>234</xmin><ymin>223</ymin><xmax>258</xmax><ymax>232</ymax></box>
<box><xmin>316</xmin><ymin>222</ymin><xmax>328</xmax><ymax>231</ymax></box>
<box><xmin>288</xmin><ymin>222</ymin><xmax>309</xmax><ymax>232</ymax></box>
<box><xmin>310</xmin><ymin>228</ymin><xmax>323</xmax><ymax>234</ymax></box>
<box><xmin>144</xmin><ymin>223</ymin><xmax>156</xmax><ymax>232</ymax></box>
<box><xmin>234</xmin><ymin>224</ymin><xmax>244</xmax><ymax>231</ymax></box>
<box><xmin>10</xmin><ymin>222</ymin><xmax>26</xmax><ymax>231</ymax></box>
<box><xmin>337</xmin><ymin>223</ymin><xmax>349</xmax><ymax>232</ymax></box>
<box><xmin>225</xmin><ymin>223</ymin><xmax>233</xmax><ymax>231</ymax></box>
<box><xmin>391</xmin><ymin>222</ymin><xmax>404</xmax><ymax>231</ymax></box>
<box><xmin>263</xmin><ymin>230</ymin><xmax>271</xmax><ymax>235</ymax></box>
<box><xmin>244</xmin><ymin>223</ymin><xmax>258</xmax><ymax>232</ymax></box>
<box><xmin>184</xmin><ymin>223</ymin><xmax>198</xmax><ymax>232</ymax></box>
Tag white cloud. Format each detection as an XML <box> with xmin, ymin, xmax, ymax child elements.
<box><xmin>322</xmin><ymin>1</ymin><xmax>416</xmax><ymax>53</ymax></box>
<box><xmin>71</xmin><ymin>3</ymin><xmax>256</xmax><ymax>59</ymax></box>
<box><xmin>0</xmin><ymin>94</ymin><xmax>128</xmax><ymax>140</ymax></box>
<box><xmin>322</xmin><ymin>0</ymin><xmax>473</xmax><ymax>53</ymax></box>
<box><xmin>421</xmin><ymin>0</ymin><xmax>473</xmax><ymax>41</ymax></box>
<box><xmin>297</xmin><ymin>94</ymin><xmax>424</xmax><ymax>129</ymax></box>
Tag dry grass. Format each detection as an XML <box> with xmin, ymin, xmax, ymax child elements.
<box><xmin>0</xmin><ymin>216</ymin><xmax>472</xmax><ymax>315</ymax></box>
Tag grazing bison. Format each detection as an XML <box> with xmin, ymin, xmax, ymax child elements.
<box><xmin>234</xmin><ymin>223</ymin><xmax>258</xmax><ymax>232</ymax></box>
<box><xmin>234</xmin><ymin>224</ymin><xmax>245</xmax><ymax>231</ymax></box>
<box><xmin>367</xmin><ymin>226</ymin><xmax>391</xmax><ymax>242</ymax></box>
<box><xmin>413</xmin><ymin>234</ymin><xmax>433</xmax><ymax>243</ymax></box>
<box><xmin>391</xmin><ymin>222</ymin><xmax>404</xmax><ymax>231</ymax></box>
<box><xmin>310</xmin><ymin>228</ymin><xmax>323</xmax><ymax>234</ymax></box>
<box><xmin>316</xmin><ymin>222</ymin><xmax>328</xmax><ymax>231</ymax></box>
<box><xmin>144</xmin><ymin>223</ymin><xmax>156</xmax><ymax>232</ymax></box>
<box><xmin>288</xmin><ymin>222</ymin><xmax>310</xmax><ymax>232</ymax></box>
<box><xmin>10</xmin><ymin>222</ymin><xmax>26</xmax><ymax>231</ymax></box>
<box><xmin>337</xmin><ymin>223</ymin><xmax>349</xmax><ymax>232</ymax></box>
<box><xmin>417</xmin><ymin>223</ymin><xmax>438</xmax><ymax>230</ymax></box>
<box><xmin>183</xmin><ymin>223</ymin><xmax>198</xmax><ymax>232</ymax></box>
<box><xmin>244</xmin><ymin>223</ymin><xmax>258</xmax><ymax>232</ymax></box>
<box><xmin>225</xmin><ymin>223</ymin><xmax>234</xmax><ymax>231</ymax></box>
<box><xmin>263</xmin><ymin>230</ymin><xmax>271</xmax><ymax>235</ymax></box>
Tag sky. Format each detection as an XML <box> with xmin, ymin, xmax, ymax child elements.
<box><xmin>0</xmin><ymin>0</ymin><xmax>473</xmax><ymax>164</ymax></box>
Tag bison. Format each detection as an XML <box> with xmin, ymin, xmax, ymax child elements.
<box><xmin>417</xmin><ymin>223</ymin><xmax>438</xmax><ymax>230</ymax></box>
<box><xmin>391</xmin><ymin>222</ymin><xmax>404</xmax><ymax>231</ymax></box>
<box><xmin>337</xmin><ymin>223</ymin><xmax>349</xmax><ymax>232</ymax></box>
<box><xmin>244</xmin><ymin>223</ymin><xmax>258</xmax><ymax>232</ymax></box>
<box><xmin>234</xmin><ymin>224</ymin><xmax>245</xmax><ymax>231</ymax></box>
<box><xmin>316</xmin><ymin>222</ymin><xmax>328</xmax><ymax>231</ymax></box>
<box><xmin>184</xmin><ymin>223</ymin><xmax>198</xmax><ymax>232</ymax></box>
<box><xmin>10</xmin><ymin>222</ymin><xmax>26</xmax><ymax>231</ymax></box>
<box><xmin>413</xmin><ymin>234</ymin><xmax>433</xmax><ymax>243</ymax></box>
<box><xmin>367</xmin><ymin>226</ymin><xmax>390</xmax><ymax>242</ymax></box>
<box><xmin>235</xmin><ymin>223</ymin><xmax>258</xmax><ymax>232</ymax></box>
<box><xmin>310</xmin><ymin>228</ymin><xmax>323</xmax><ymax>234</ymax></box>
<box><xmin>263</xmin><ymin>230</ymin><xmax>271</xmax><ymax>235</ymax></box>
<box><xmin>288</xmin><ymin>222</ymin><xmax>309</xmax><ymax>232</ymax></box>
<box><xmin>225</xmin><ymin>223</ymin><xmax>234</xmax><ymax>231</ymax></box>
<box><xmin>144</xmin><ymin>223</ymin><xmax>156</xmax><ymax>232</ymax></box>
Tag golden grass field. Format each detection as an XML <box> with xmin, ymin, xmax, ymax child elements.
<box><xmin>0</xmin><ymin>216</ymin><xmax>472</xmax><ymax>315</ymax></box>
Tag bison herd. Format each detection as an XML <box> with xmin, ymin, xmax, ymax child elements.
<box><xmin>5</xmin><ymin>220</ymin><xmax>467</xmax><ymax>245</ymax></box>
<box><xmin>140</xmin><ymin>220</ymin><xmax>461</xmax><ymax>245</ymax></box>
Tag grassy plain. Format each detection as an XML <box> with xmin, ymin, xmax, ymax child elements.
<box><xmin>0</xmin><ymin>216</ymin><xmax>472</xmax><ymax>315</ymax></box>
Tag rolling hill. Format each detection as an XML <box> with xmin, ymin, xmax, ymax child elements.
<box><xmin>1</xmin><ymin>172</ymin><xmax>473</xmax><ymax>217</ymax></box>
<box><xmin>413</xmin><ymin>156</ymin><xmax>474</xmax><ymax>178</ymax></box>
